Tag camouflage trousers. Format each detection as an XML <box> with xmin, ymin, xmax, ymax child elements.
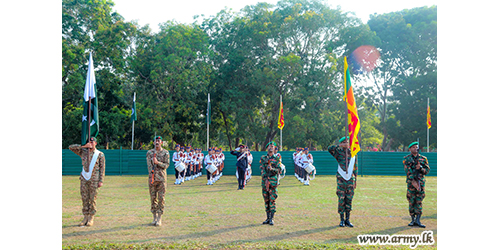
<box><xmin>149</xmin><ymin>181</ymin><xmax>166</xmax><ymax>215</ymax></box>
<box><xmin>406</xmin><ymin>183</ymin><xmax>425</xmax><ymax>216</ymax></box>
<box><xmin>336</xmin><ymin>176</ymin><xmax>355</xmax><ymax>215</ymax></box>
<box><xmin>80</xmin><ymin>179</ymin><xmax>99</xmax><ymax>215</ymax></box>
<box><xmin>262</xmin><ymin>177</ymin><xmax>279</xmax><ymax>213</ymax></box>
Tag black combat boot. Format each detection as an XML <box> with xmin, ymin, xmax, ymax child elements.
<box><xmin>408</xmin><ymin>214</ymin><xmax>415</xmax><ymax>226</ymax></box>
<box><xmin>339</xmin><ymin>213</ymin><xmax>345</xmax><ymax>227</ymax></box>
<box><xmin>345</xmin><ymin>212</ymin><xmax>354</xmax><ymax>227</ymax></box>
<box><xmin>414</xmin><ymin>214</ymin><xmax>426</xmax><ymax>228</ymax></box>
<box><xmin>262</xmin><ymin>211</ymin><xmax>270</xmax><ymax>224</ymax></box>
<box><xmin>269</xmin><ymin>211</ymin><xmax>275</xmax><ymax>226</ymax></box>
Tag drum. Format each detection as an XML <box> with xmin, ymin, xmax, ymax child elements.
<box><xmin>279</xmin><ymin>163</ymin><xmax>286</xmax><ymax>179</ymax></box>
<box><xmin>175</xmin><ymin>162</ymin><xmax>186</xmax><ymax>172</ymax></box>
<box><xmin>207</xmin><ymin>164</ymin><xmax>217</xmax><ymax>174</ymax></box>
<box><xmin>304</xmin><ymin>163</ymin><xmax>316</xmax><ymax>174</ymax></box>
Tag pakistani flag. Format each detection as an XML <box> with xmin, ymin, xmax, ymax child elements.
<box><xmin>131</xmin><ymin>92</ymin><xmax>137</xmax><ymax>122</ymax></box>
<box><xmin>81</xmin><ymin>52</ymin><xmax>99</xmax><ymax>145</ymax></box>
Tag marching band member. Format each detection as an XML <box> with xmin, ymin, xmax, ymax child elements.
<box><xmin>245</xmin><ymin>146</ymin><xmax>253</xmax><ymax>185</ymax></box>
<box><xmin>301</xmin><ymin>148</ymin><xmax>314</xmax><ymax>185</ymax></box>
<box><xmin>293</xmin><ymin>148</ymin><xmax>299</xmax><ymax>179</ymax></box>
<box><xmin>204</xmin><ymin>148</ymin><xmax>215</xmax><ymax>185</ymax></box>
<box><xmin>179</xmin><ymin>146</ymin><xmax>186</xmax><ymax>184</ymax></box>
<box><xmin>295</xmin><ymin>148</ymin><xmax>304</xmax><ymax>182</ymax></box>
<box><xmin>185</xmin><ymin>146</ymin><xmax>194</xmax><ymax>181</ymax></box>
<box><xmin>197</xmin><ymin>148</ymin><xmax>204</xmax><ymax>178</ymax></box>
<box><xmin>231</xmin><ymin>145</ymin><xmax>248</xmax><ymax>190</ymax></box>
<box><xmin>172</xmin><ymin>144</ymin><xmax>182</xmax><ymax>185</ymax></box>
<box><xmin>218</xmin><ymin>148</ymin><xmax>225</xmax><ymax>177</ymax></box>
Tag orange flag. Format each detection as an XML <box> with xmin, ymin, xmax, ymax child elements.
<box><xmin>278</xmin><ymin>101</ymin><xmax>284</xmax><ymax>130</ymax></box>
<box><xmin>427</xmin><ymin>104</ymin><xmax>431</xmax><ymax>129</ymax></box>
<box><xmin>343</xmin><ymin>57</ymin><xmax>361</xmax><ymax>157</ymax></box>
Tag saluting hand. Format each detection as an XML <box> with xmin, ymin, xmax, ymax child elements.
<box><xmin>153</xmin><ymin>157</ymin><xmax>159</xmax><ymax>165</ymax></box>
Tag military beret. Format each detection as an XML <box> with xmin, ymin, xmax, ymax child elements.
<box><xmin>339</xmin><ymin>136</ymin><xmax>349</xmax><ymax>143</ymax></box>
<box><xmin>304</xmin><ymin>147</ymin><xmax>309</xmax><ymax>150</ymax></box>
<box><xmin>408</xmin><ymin>142</ymin><xmax>419</xmax><ymax>148</ymax></box>
<box><xmin>266</xmin><ymin>141</ymin><xmax>277</xmax><ymax>148</ymax></box>
<box><xmin>155</xmin><ymin>136</ymin><xmax>162</xmax><ymax>140</ymax></box>
<box><xmin>89</xmin><ymin>137</ymin><xmax>97</xmax><ymax>142</ymax></box>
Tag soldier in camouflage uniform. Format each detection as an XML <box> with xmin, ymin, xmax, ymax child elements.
<box><xmin>69</xmin><ymin>137</ymin><xmax>106</xmax><ymax>227</ymax></box>
<box><xmin>146</xmin><ymin>136</ymin><xmax>170</xmax><ymax>226</ymax></box>
<box><xmin>260</xmin><ymin>141</ymin><xmax>281</xmax><ymax>226</ymax></box>
<box><xmin>327</xmin><ymin>136</ymin><xmax>357</xmax><ymax>227</ymax></box>
<box><xmin>403</xmin><ymin>141</ymin><xmax>430</xmax><ymax>228</ymax></box>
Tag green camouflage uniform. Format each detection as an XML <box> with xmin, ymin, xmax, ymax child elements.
<box><xmin>327</xmin><ymin>145</ymin><xmax>357</xmax><ymax>215</ymax></box>
<box><xmin>403</xmin><ymin>153</ymin><xmax>430</xmax><ymax>216</ymax></box>
<box><xmin>146</xmin><ymin>148</ymin><xmax>170</xmax><ymax>215</ymax></box>
<box><xmin>260</xmin><ymin>153</ymin><xmax>281</xmax><ymax>213</ymax></box>
<box><xmin>69</xmin><ymin>144</ymin><xmax>106</xmax><ymax>216</ymax></box>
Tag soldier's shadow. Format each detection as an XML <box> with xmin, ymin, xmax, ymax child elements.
<box><xmin>62</xmin><ymin>224</ymin><xmax>149</xmax><ymax>238</ymax></box>
<box><xmin>228</xmin><ymin>225</ymin><xmax>338</xmax><ymax>244</ymax></box>
<box><xmin>129</xmin><ymin>223</ymin><xmax>261</xmax><ymax>243</ymax></box>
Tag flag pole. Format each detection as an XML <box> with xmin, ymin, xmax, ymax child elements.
<box><xmin>427</xmin><ymin>97</ymin><xmax>430</xmax><ymax>152</ymax></box>
<box><xmin>131</xmin><ymin>92</ymin><xmax>136</xmax><ymax>150</ymax></box>
<box><xmin>207</xmin><ymin>93</ymin><xmax>210</xmax><ymax>151</ymax></box>
<box><xmin>280</xmin><ymin>95</ymin><xmax>282</xmax><ymax>151</ymax></box>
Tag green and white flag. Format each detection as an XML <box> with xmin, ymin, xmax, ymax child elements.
<box><xmin>81</xmin><ymin>52</ymin><xmax>99</xmax><ymax>145</ymax></box>
<box><xmin>131</xmin><ymin>92</ymin><xmax>137</xmax><ymax>122</ymax></box>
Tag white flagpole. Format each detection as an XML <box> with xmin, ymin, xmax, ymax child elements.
<box><xmin>207</xmin><ymin>93</ymin><xmax>210</xmax><ymax>151</ymax></box>
<box><xmin>280</xmin><ymin>94</ymin><xmax>282</xmax><ymax>151</ymax></box>
<box><xmin>131</xmin><ymin>92</ymin><xmax>136</xmax><ymax>150</ymax></box>
<box><xmin>427</xmin><ymin>97</ymin><xmax>430</xmax><ymax>152</ymax></box>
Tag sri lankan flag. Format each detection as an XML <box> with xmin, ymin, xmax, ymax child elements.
<box><xmin>427</xmin><ymin>104</ymin><xmax>431</xmax><ymax>129</ymax></box>
<box><xmin>278</xmin><ymin>100</ymin><xmax>284</xmax><ymax>130</ymax></box>
<box><xmin>343</xmin><ymin>56</ymin><xmax>361</xmax><ymax>157</ymax></box>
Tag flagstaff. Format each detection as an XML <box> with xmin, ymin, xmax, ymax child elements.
<box><xmin>131</xmin><ymin>92</ymin><xmax>136</xmax><ymax>150</ymax></box>
<box><xmin>280</xmin><ymin>95</ymin><xmax>282</xmax><ymax>151</ymax></box>
<box><xmin>207</xmin><ymin>93</ymin><xmax>210</xmax><ymax>151</ymax></box>
<box><xmin>427</xmin><ymin>97</ymin><xmax>430</xmax><ymax>152</ymax></box>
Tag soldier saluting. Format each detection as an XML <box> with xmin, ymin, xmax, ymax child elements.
<box><xmin>403</xmin><ymin>141</ymin><xmax>430</xmax><ymax>228</ymax></box>
<box><xmin>328</xmin><ymin>136</ymin><xmax>357</xmax><ymax>227</ymax></box>
<box><xmin>69</xmin><ymin>137</ymin><xmax>105</xmax><ymax>227</ymax></box>
<box><xmin>146</xmin><ymin>136</ymin><xmax>170</xmax><ymax>226</ymax></box>
<box><xmin>260</xmin><ymin>141</ymin><xmax>281</xmax><ymax>226</ymax></box>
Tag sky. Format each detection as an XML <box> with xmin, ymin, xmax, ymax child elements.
<box><xmin>111</xmin><ymin>0</ymin><xmax>438</xmax><ymax>33</ymax></box>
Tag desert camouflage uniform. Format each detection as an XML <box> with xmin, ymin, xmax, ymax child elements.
<box><xmin>327</xmin><ymin>145</ymin><xmax>357</xmax><ymax>215</ymax></box>
<box><xmin>260</xmin><ymin>154</ymin><xmax>281</xmax><ymax>213</ymax></box>
<box><xmin>69</xmin><ymin>144</ymin><xmax>106</xmax><ymax>216</ymax></box>
<box><xmin>403</xmin><ymin>153</ymin><xmax>430</xmax><ymax>216</ymax></box>
<box><xmin>146</xmin><ymin>148</ymin><xmax>170</xmax><ymax>215</ymax></box>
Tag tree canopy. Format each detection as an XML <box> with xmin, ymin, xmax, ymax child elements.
<box><xmin>62</xmin><ymin>0</ymin><xmax>437</xmax><ymax>151</ymax></box>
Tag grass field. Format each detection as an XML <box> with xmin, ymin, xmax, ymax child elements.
<box><xmin>62</xmin><ymin>174</ymin><xmax>437</xmax><ymax>249</ymax></box>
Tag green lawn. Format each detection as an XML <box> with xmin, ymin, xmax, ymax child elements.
<box><xmin>62</xmin><ymin>175</ymin><xmax>437</xmax><ymax>249</ymax></box>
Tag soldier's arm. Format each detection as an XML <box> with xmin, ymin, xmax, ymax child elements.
<box><xmin>155</xmin><ymin>151</ymin><xmax>170</xmax><ymax>169</ymax></box>
<box><xmin>327</xmin><ymin>145</ymin><xmax>338</xmax><ymax>157</ymax></box>
<box><xmin>403</xmin><ymin>158</ymin><xmax>415</xmax><ymax>179</ymax></box>
<box><xmin>146</xmin><ymin>151</ymin><xmax>153</xmax><ymax>171</ymax></box>
<box><xmin>69</xmin><ymin>144</ymin><xmax>83</xmax><ymax>157</ymax></box>
<box><xmin>98</xmin><ymin>152</ymin><xmax>105</xmax><ymax>184</ymax></box>
<box><xmin>420</xmin><ymin>157</ymin><xmax>430</xmax><ymax>175</ymax></box>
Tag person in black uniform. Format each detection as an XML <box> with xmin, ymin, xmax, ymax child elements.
<box><xmin>230</xmin><ymin>144</ymin><xmax>249</xmax><ymax>190</ymax></box>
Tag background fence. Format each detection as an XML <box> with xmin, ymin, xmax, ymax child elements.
<box><xmin>62</xmin><ymin>149</ymin><xmax>437</xmax><ymax>177</ymax></box>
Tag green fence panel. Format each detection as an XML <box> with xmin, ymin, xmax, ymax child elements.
<box><xmin>62</xmin><ymin>150</ymin><xmax>436</xmax><ymax>177</ymax></box>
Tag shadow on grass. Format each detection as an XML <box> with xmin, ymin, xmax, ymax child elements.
<box><xmin>228</xmin><ymin>225</ymin><xmax>338</xmax><ymax>244</ymax></box>
<box><xmin>62</xmin><ymin>224</ymin><xmax>149</xmax><ymax>238</ymax></box>
<box><xmin>129</xmin><ymin>223</ymin><xmax>261</xmax><ymax>243</ymax></box>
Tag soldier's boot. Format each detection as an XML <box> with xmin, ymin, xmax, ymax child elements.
<box><xmin>86</xmin><ymin>215</ymin><xmax>94</xmax><ymax>226</ymax></box>
<box><xmin>345</xmin><ymin>212</ymin><xmax>354</xmax><ymax>227</ymax></box>
<box><xmin>262</xmin><ymin>211</ymin><xmax>270</xmax><ymax>224</ymax></box>
<box><xmin>269</xmin><ymin>212</ymin><xmax>275</xmax><ymax>226</ymax></box>
<box><xmin>155</xmin><ymin>214</ymin><xmax>162</xmax><ymax>226</ymax></box>
<box><xmin>78</xmin><ymin>214</ymin><xmax>88</xmax><ymax>227</ymax></box>
<box><xmin>152</xmin><ymin>212</ymin><xmax>158</xmax><ymax>225</ymax></box>
<box><xmin>414</xmin><ymin>214</ymin><xmax>425</xmax><ymax>228</ymax></box>
<box><xmin>339</xmin><ymin>213</ymin><xmax>345</xmax><ymax>227</ymax></box>
<box><xmin>408</xmin><ymin>214</ymin><xmax>416</xmax><ymax>226</ymax></box>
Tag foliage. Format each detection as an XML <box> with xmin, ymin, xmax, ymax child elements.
<box><xmin>61</xmin><ymin>0</ymin><xmax>437</xmax><ymax>151</ymax></box>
